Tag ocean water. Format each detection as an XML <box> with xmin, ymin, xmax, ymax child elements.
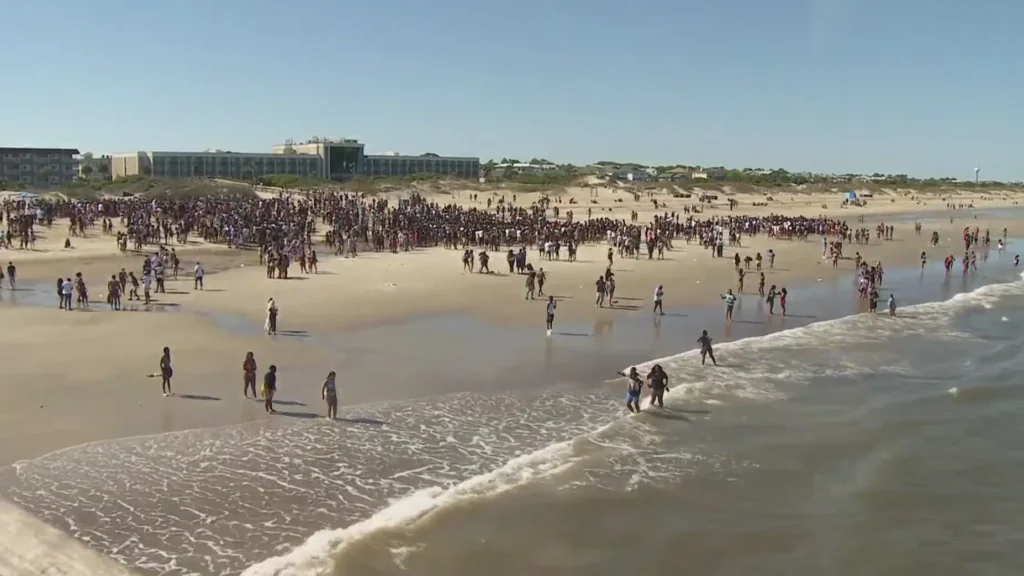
<box><xmin>2</xmin><ymin>254</ymin><xmax>1024</xmax><ymax>575</ymax></box>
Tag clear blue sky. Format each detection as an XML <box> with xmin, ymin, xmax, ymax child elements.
<box><xmin>4</xmin><ymin>0</ymin><xmax>1021</xmax><ymax>180</ymax></box>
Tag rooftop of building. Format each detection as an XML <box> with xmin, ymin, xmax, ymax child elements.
<box><xmin>0</xmin><ymin>147</ymin><xmax>80</xmax><ymax>155</ymax></box>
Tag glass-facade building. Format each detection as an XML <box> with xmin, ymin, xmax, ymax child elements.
<box><xmin>360</xmin><ymin>154</ymin><xmax>480</xmax><ymax>179</ymax></box>
<box><xmin>112</xmin><ymin>139</ymin><xmax>481</xmax><ymax>182</ymax></box>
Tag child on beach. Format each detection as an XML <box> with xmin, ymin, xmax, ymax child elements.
<box><xmin>322</xmin><ymin>371</ymin><xmax>338</xmax><ymax>419</ymax></box>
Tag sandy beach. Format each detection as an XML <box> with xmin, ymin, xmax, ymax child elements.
<box><xmin>0</xmin><ymin>186</ymin><xmax>1022</xmax><ymax>575</ymax></box>
<box><xmin>0</xmin><ymin>187</ymin><xmax>1020</xmax><ymax>464</ymax></box>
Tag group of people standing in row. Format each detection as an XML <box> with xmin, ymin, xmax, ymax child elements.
<box><xmin>156</xmin><ymin>347</ymin><xmax>340</xmax><ymax>419</ymax></box>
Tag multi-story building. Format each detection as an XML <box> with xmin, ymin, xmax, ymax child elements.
<box><xmin>273</xmin><ymin>138</ymin><xmax>480</xmax><ymax>180</ymax></box>
<box><xmin>272</xmin><ymin>139</ymin><xmax>364</xmax><ymax>180</ymax></box>
<box><xmin>0</xmin><ymin>147</ymin><xmax>80</xmax><ymax>189</ymax></box>
<box><xmin>112</xmin><ymin>138</ymin><xmax>480</xmax><ymax>182</ymax></box>
<box><xmin>79</xmin><ymin>154</ymin><xmax>113</xmax><ymax>181</ymax></box>
<box><xmin>111</xmin><ymin>151</ymin><xmax>321</xmax><ymax>180</ymax></box>
<box><xmin>361</xmin><ymin>152</ymin><xmax>480</xmax><ymax>179</ymax></box>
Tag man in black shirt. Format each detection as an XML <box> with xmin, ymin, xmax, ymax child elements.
<box><xmin>262</xmin><ymin>365</ymin><xmax>278</xmax><ymax>413</ymax></box>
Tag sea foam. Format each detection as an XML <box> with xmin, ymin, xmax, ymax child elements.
<box><xmin>242</xmin><ymin>271</ymin><xmax>1024</xmax><ymax>575</ymax></box>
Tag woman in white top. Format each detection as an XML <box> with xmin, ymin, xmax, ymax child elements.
<box><xmin>265</xmin><ymin>298</ymin><xmax>279</xmax><ymax>335</ymax></box>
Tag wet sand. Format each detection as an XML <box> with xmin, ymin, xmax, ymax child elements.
<box><xmin>0</xmin><ymin>209</ymin><xmax>1020</xmax><ymax>465</ymax></box>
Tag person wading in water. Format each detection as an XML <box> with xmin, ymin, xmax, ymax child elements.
<box><xmin>626</xmin><ymin>367</ymin><xmax>644</xmax><ymax>413</ymax></box>
<box><xmin>698</xmin><ymin>329</ymin><xmax>717</xmax><ymax>366</ymax></box>
<box><xmin>646</xmin><ymin>364</ymin><xmax>669</xmax><ymax>408</ymax></box>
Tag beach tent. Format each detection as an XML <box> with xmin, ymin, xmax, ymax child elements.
<box><xmin>845</xmin><ymin>191</ymin><xmax>858</xmax><ymax>202</ymax></box>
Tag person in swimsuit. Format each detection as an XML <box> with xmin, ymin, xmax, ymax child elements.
<box><xmin>698</xmin><ymin>329</ymin><xmax>717</xmax><ymax>366</ymax></box>
<box><xmin>263</xmin><ymin>365</ymin><xmax>277</xmax><ymax>413</ymax></box>
<box><xmin>159</xmin><ymin>346</ymin><xmax>173</xmax><ymax>396</ymax></box>
<box><xmin>626</xmin><ymin>367</ymin><xmax>643</xmax><ymax>413</ymax></box>
<box><xmin>646</xmin><ymin>364</ymin><xmax>669</xmax><ymax>408</ymax></box>
<box><xmin>242</xmin><ymin>351</ymin><xmax>257</xmax><ymax>398</ymax></box>
<box><xmin>322</xmin><ymin>371</ymin><xmax>338</xmax><ymax>419</ymax></box>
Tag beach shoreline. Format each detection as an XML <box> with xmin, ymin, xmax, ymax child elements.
<box><xmin>0</xmin><ymin>190</ymin><xmax>1022</xmax><ymax>575</ymax></box>
<box><xmin>2</xmin><ymin>239</ymin><xmax>1020</xmax><ymax>576</ymax></box>
<box><xmin>0</xmin><ymin>201</ymin><xmax>1021</xmax><ymax>465</ymax></box>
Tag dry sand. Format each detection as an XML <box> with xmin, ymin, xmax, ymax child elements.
<box><xmin>0</xmin><ymin>187</ymin><xmax>1020</xmax><ymax>466</ymax></box>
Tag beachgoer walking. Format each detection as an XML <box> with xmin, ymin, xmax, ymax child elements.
<box><xmin>545</xmin><ymin>296</ymin><xmax>556</xmax><ymax>335</ymax></box>
<box><xmin>653</xmin><ymin>284</ymin><xmax>664</xmax><ymax>315</ymax></box>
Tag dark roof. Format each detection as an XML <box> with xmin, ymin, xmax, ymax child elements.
<box><xmin>0</xmin><ymin>147</ymin><xmax>80</xmax><ymax>154</ymax></box>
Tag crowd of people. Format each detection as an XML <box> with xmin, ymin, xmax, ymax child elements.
<box><xmin>0</xmin><ymin>190</ymin><xmax>1017</xmax><ymax>421</ymax></box>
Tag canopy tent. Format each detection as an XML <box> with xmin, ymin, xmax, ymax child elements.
<box><xmin>845</xmin><ymin>191</ymin><xmax>859</xmax><ymax>202</ymax></box>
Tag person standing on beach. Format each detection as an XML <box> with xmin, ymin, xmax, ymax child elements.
<box><xmin>322</xmin><ymin>371</ymin><xmax>338</xmax><ymax>419</ymax></box>
<box><xmin>159</xmin><ymin>347</ymin><xmax>173</xmax><ymax>396</ymax></box>
<box><xmin>887</xmin><ymin>294</ymin><xmax>897</xmax><ymax>316</ymax></box>
<box><xmin>545</xmin><ymin>296</ymin><xmax>556</xmax><ymax>335</ymax></box>
<box><xmin>646</xmin><ymin>365</ymin><xmax>669</xmax><ymax>408</ymax></box>
<box><xmin>243</xmin><ymin>351</ymin><xmax>257</xmax><ymax>398</ymax></box>
<box><xmin>721</xmin><ymin>289</ymin><xmax>737</xmax><ymax>321</ymax></box>
<box><xmin>653</xmin><ymin>284</ymin><xmax>664</xmax><ymax>315</ymax></box>
<box><xmin>779</xmin><ymin>288</ymin><xmax>788</xmax><ymax>316</ymax></box>
<box><xmin>698</xmin><ymin>330</ymin><xmax>717</xmax><ymax>366</ymax></box>
<box><xmin>61</xmin><ymin>277</ymin><xmax>73</xmax><ymax>311</ymax></box>
<box><xmin>265</xmin><ymin>298</ymin><xmax>279</xmax><ymax>335</ymax></box>
<box><xmin>626</xmin><ymin>367</ymin><xmax>643</xmax><ymax>413</ymax></box>
<box><xmin>263</xmin><ymin>365</ymin><xmax>278</xmax><ymax>413</ymax></box>
<box><xmin>194</xmin><ymin>261</ymin><xmax>205</xmax><ymax>290</ymax></box>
